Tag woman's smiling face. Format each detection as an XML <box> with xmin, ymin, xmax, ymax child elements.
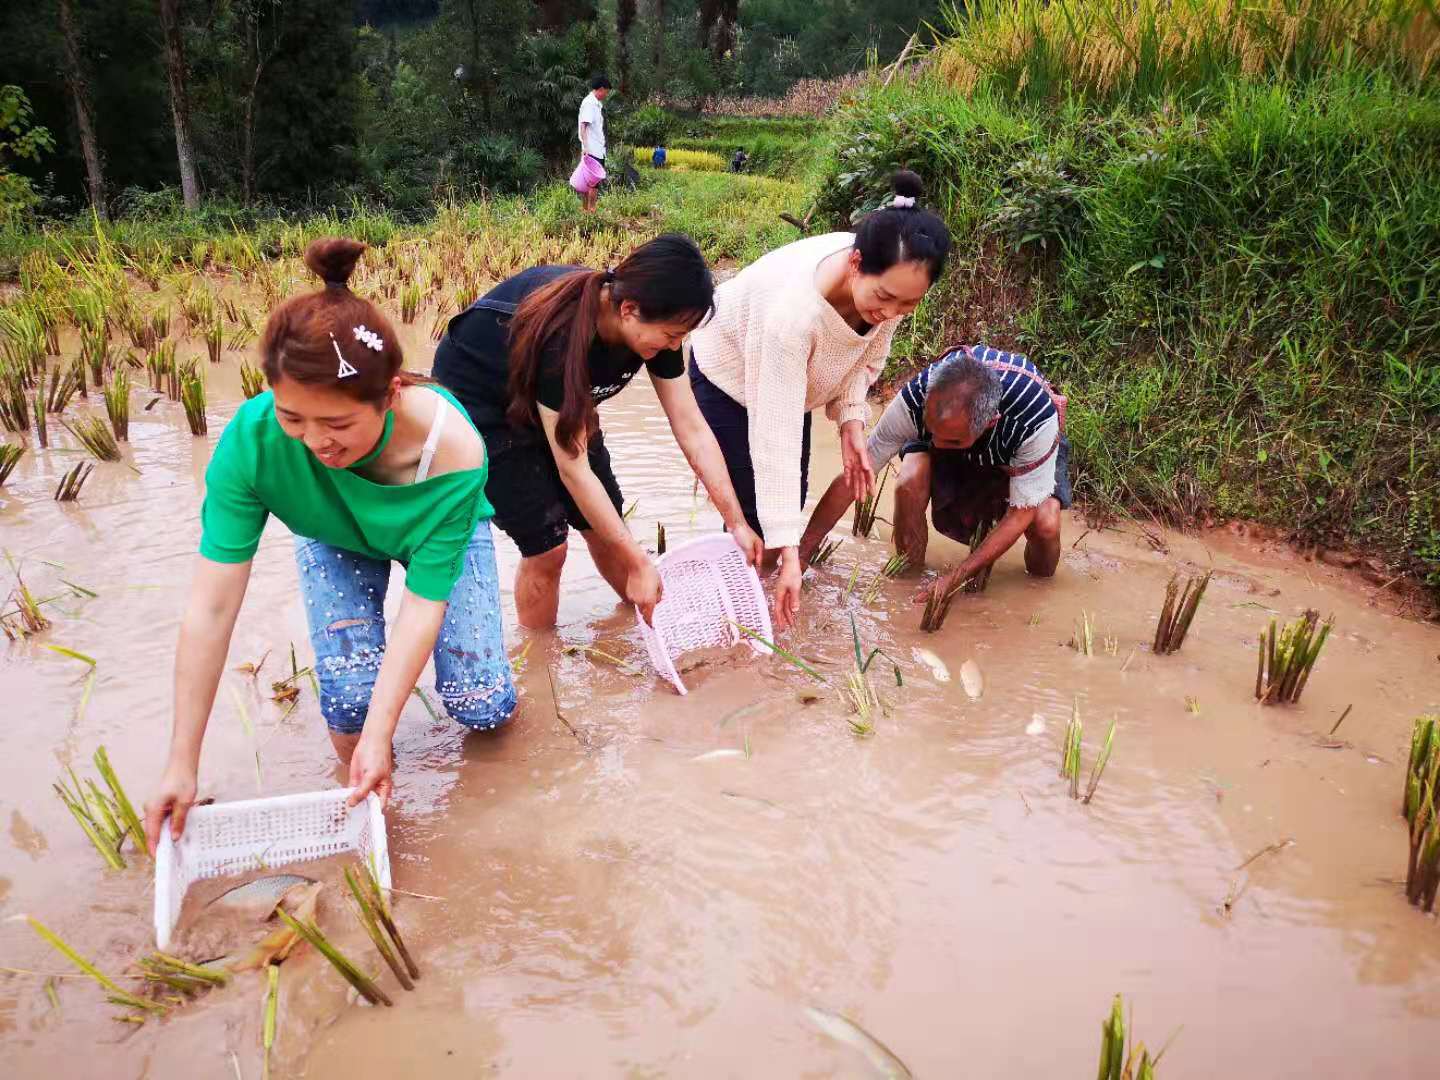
<box><xmin>270</xmin><ymin>377</ymin><xmax>393</xmax><ymax>469</ymax></box>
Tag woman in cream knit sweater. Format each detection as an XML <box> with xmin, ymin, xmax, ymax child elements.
<box><xmin>687</xmin><ymin>171</ymin><xmax>951</xmax><ymax>629</ymax></box>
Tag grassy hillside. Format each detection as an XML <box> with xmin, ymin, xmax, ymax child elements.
<box><xmin>811</xmin><ymin>0</ymin><xmax>1440</xmax><ymax>593</ymax></box>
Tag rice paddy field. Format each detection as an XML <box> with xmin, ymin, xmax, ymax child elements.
<box><xmin>2</xmin><ymin>111</ymin><xmax>1440</xmax><ymax>1077</ymax></box>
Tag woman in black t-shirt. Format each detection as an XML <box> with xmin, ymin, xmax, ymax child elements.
<box><xmin>433</xmin><ymin>234</ymin><xmax>762</xmax><ymax>629</ymax></box>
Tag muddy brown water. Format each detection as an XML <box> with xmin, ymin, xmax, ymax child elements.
<box><xmin>2</xmin><ymin>312</ymin><xmax>1440</xmax><ymax>1079</ymax></box>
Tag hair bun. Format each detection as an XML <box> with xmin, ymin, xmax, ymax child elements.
<box><xmin>891</xmin><ymin>169</ymin><xmax>923</xmax><ymax>201</ymax></box>
<box><xmin>304</xmin><ymin>237</ymin><xmax>367</xmax><ymax>288</ymax></box>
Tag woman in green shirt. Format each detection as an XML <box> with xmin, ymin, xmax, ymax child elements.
<box><xmin>143</xmin><ymin>238</ymin><xmax>514</xmax><ymax>851</ymax></box>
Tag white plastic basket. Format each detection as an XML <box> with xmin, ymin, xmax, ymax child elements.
<box><xmin>636</xmin><ymin>533</ymin><xmax>774</xmax><ymax>695</ymax></box>
<box><xmin>153</xmin><ymin>788</ymin><xmax>389</xmax><ymax>950</ymax></box>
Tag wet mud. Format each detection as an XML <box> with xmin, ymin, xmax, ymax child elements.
<box><xmin>2</xmin><ymin>310</ymin><xmax>1439</xmax><ymax>1078</ymax></box>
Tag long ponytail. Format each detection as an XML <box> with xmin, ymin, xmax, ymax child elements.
<box><xmin>505</xmin><ymin>269</ymin><xmax>606</xmax><ymax>456</ymax></box>
<box><xmin>505</xmin><ymin>234</ymin><xmax>714</xmax><ymax>456</ymax></box>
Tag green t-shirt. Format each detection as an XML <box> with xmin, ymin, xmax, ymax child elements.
<box><xmin>199</xmin><ymin>385</ymin><xmax>494</xmax><ymax>602</ymax></box>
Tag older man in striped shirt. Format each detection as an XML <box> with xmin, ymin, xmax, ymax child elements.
<box><xmin>800</xmin><ymin>345</ymin><xmax>1072</xmax><ymax>595</ymax></box>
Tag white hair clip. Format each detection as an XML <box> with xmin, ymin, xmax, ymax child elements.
<box><xmin>353</xmin><ymin>325</ymin><xmax>384</xmax><ymax>352</ymax></box>
<box><xmin>891</xmin><ymin>195</ymin><xmax>916</xmax><ymax>209</ymax></box>
<box><xmin>330</xmin><ymin>332</ymin><xmax>359</xmax><ymax>379</ymax></box>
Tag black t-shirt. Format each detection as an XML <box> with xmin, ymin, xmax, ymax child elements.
<box><xmin>432</xmin><ymin>265</ymin><xmax>684</xmax><ymax>452</ymax></box>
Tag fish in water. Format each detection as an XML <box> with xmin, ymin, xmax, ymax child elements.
<box><xmin>912</xmin><ymin>647</ymin><xmax>950</xmax><ymax>683</ymax></box>
<box><xmin>802</xmin><ymin>1005</ymin><xmax>913</xmax><ymax>1078</ymax></box>
<box><xmin>692</xmin><ymin>748</ymin><xmax>747</xmax><ymax>762</ymax></box>
<box><xmin>960</xmin><ymin>659</ymin><xmax>984</xmax><ymax>700</ymax></box>
<box><xmin>208</xmin><ymin>873</ymin><xmax>315</xmax><ymax>918</ymax></box>
<box><xmin>1026</xmin><ymin>713</ymin><xmax>1046</xmax><ymax>736</ymax></box>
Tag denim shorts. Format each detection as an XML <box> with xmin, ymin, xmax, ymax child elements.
<box><xmin>294</xmin><ymin>522</ymin><xmax>517</xmax><ymax>735</ymax></box>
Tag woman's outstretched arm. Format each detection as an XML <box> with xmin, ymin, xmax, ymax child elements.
<box><xmin>143</xmin><ymin>557</ymin><xmax>252</xmax><ymax>852</ymax></box>
<box><xmin>649</xmin><ymin>369</ymin><xmax>764</xmax><ymax>566</ymax></box>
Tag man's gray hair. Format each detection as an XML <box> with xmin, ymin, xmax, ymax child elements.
<box><xmin>928</xmin><ymin>351</ymin><xmax>1001</xmax><ymax>430</ymax></box>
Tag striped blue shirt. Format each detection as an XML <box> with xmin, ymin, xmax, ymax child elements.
<box><xmin>866</xmin><ymin>344</ymin><xmax>1062</xmax><ymax>508</ymax></box>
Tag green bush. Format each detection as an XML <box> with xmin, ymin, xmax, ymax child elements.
<box><xmin>814</xmin><ymin>71</ymin><xmax>1440</xmax><ymax>585</ymax></box>
<box><xmin>618</xmin><ymin>104</ymin><xmax>678</xmax><ymax>147</ymax></box>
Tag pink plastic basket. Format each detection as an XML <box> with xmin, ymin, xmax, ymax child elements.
<box><xmin>636</xmin><ymin>534</ymin><xmax>773</xmax><ymax>695</ymax></box>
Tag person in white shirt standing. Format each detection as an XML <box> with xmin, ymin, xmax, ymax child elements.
<box><xmin>574</xmin><ymin>74</ymin><xmax>612</xmax><ymax>213</ymax></box>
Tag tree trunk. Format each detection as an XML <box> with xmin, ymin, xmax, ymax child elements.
<box><xmin>158</xmin><ymin>0</ymin><xmax>201</xmax><ymax>209</ymax></box>
<box><xmin>651</xmin><ymin>0</ymin><xmax>665</xmax><ymax>71</ymax></box>
<box><xmin>56</xmin><ymin>0</ymin><xmax>107</xmax><ymax>220</ymax></box>
<box><xmin>616</xmin><ymin>0</ymin><xmax>636</xmax><ymax>91</ymax></box>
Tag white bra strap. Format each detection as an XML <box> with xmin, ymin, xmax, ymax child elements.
<box><xmin>414</xmin><ymin>393</ymin><xmax>448</xmax><ymax>483</ymax></box>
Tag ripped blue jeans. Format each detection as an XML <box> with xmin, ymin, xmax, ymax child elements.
<box><xmin>294</xmin><ymin>522</ymin><xmax>517</xmax><ymax>736</ymax></box>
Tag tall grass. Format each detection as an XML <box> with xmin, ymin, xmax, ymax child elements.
<box><xmin>935</xmin><ymin>0</ymin><xmax>1440</xmax><ymax>103</ymax></box>
<box><xmin>817</xmin><ymin>50</ymin><xmax>1440</xmax><ymax>594</ymax></box>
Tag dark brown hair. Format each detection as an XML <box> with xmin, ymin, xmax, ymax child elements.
<box><xmin>261</xmin><ymin>237</ymin><xmax>425</xmax><ymax>405</ymax></box>
<box><xmin>504</xmin><ymin>234</ymin><xmax>713</xmax><ymax>455</ymax></box>
<box><xmin>853</xmin><ymin>170</ymin><xmax>951</xmax><ymax>282</ymax></box>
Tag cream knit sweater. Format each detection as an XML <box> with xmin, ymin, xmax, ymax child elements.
<box><xmin>687</xmin><ymin>233</ymin><xmax>901</xmax><ymax>548</ymax></box>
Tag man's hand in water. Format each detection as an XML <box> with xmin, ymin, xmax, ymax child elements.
<box><xmin>348</xmin><ymin>731</ymin><xmax>394</xmax><ymax>808</ymax></box>
<box><xmin>728</xmin><ymin>520</ymin><xmax>764</xmax><ymax>568</ymax></box>
<box><xmin>143</xmin><ymin>761</ymin><xmax>198</xmax><ymax>854</ymax></box>
<box><xmin>627</xmin><ymin>556</ymin><xmax>663</xmax><ymax>625</ymax></box>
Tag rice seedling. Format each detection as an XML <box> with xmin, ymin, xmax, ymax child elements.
<box><xmin>274</xmin><ymin>907</ymin><xmax>393</xmax><ymax>1006</ymax></box>
<box><xmin>563</xmin><ymin>643</ymin><xmax>646</xmax><ymax>676</ymax></box>
<box><xmin>344</xmin><ymin>864</ymin><xmax>415</xmax><ymax>991</ymax></box>
<box><xmin>1152</xmin><ymin>570</ymin><xmax>1212</xmax><ymax>654</ymax></box>
<box><xmin>1254</xmin><ymin>610</ymin><xmax>1333</xmax><ymax>705</ymax></box>
<box><xmin>1403</xmin><ymin>715</ymin><xmax>1440</xmax><ymax>911</ymax></box>
<box><xmin>79</xmin><ymin>325</ymin><xmax>108</xmax><ymax>388</ymax></box>
<box><xmin>32</xmin><ymin>386</ymin><xmax>46</xmax><ymax>448</ymax></box>
<box><xmin>959</xmin><ymin>516</ymin><xmax>999</xmax><ymax>594</ymax></box>
<box><xmin>399</xmin><ymin>282</ymin><xmax>422</xmax><ymax>324</ymax></box>
<box><xmin>104</xmin><ymin>370</ymin><xmax>130</xmax><ymax>441</ymax></box>
<box><xmin>45</xmin><ymin>362</ymin><xmax>80</xmax><ymax>413</ymax></box>
<box><xmin>240</xmin><ymin>360</ymin><xmax>266</xmax><ymax>399</ymax></box>
<box><xmin>851</xmin><ymin>464</ymin><xmax>890</xmax><ymax>538</ymax></box>
<box><xmin>808</xmin><ymin>537</ymin><xmax>843</xmax><ymax>568</ymax></box>
<box><xmin>0</xmin><ymin>306</ymin><xmax>47</xmax><ymax>375</ymax></box>
<box><xmin>54</xmin><ymin>767</ymin><xmax>127</xmax><ymax>869</ymax></box>
<box><xmin>219</xmin><ymin>294</ymin><xmax>243</xmax><ymax>323</ymax></box>
<box><xmin>860</xmin><ymin>552</ymin><xmax>909</xmax><ymax>604</ymax></box>
<box><xmin>150</xmin><ymin>306</ymin><xmax>171</xmax><ymax>343</ymax></box>
<box><xmin>146</xmin><ymin>341</ymin><xmax>176</xmax><ymax>396</ymax></box>
<box><xmin>54</xmin><ymin>462</ymin><xmax>95</xmax><ymax>501</ymax></box>
<box><xmin>1059</xmin><ymin>698</ymin><xmax>1116</xmax><ymax>803</ymax></box>
<box><xmin>1096</xmin><ymin>993</ymin><xmax>1163</xmax><ymax>1079</ymax></box>
<box><xmin>62</xmin><ymin>414</ymin><xmax>122</xmax><ymax>462</ymax></box>
<box><xmin>1071</xmin><ymin>610</ymin><xmax>1095</xmax><ymax>655</ymax></box>
<box><xmin>0</xmin><ymin>367</ymin><xmax>30</xmax><ymax>433</ymax></box>
<box><xmin>428</xmin><ymin>298</ymin><xmax>455</xmax><ymax>342</ymax></box>
<box><xmin>179</xmin><ymin>285</ymin><xmax>216</xmax><ymax>330</ymax></box>
<box><xmin>228</xmin><ymin>325</ymin><xmax>257</xmax><ymax>353</ymax></box>
<box><xmin>21</xmin><ymin>916</ymin><xmax>166</xmax><ymax>1020</ymax></box>
<box><xmin>1060</xmin><ymin>700</ymin><xmax>1083</xmax><ymax>800</ymax></box>
<box><xmin>1</xmin><ymin>572</ymin><xmax>51</xmax><ymax>639</ymax></box>
<box><xmin>204</xmin><ymin>320</ymin><xmax>224</xmax><ymax>364</ymax></box>
<box><xmin>656</xmin><ymin>522</ymin><xmax>667</xmax><ymax>555</ymax></box>
<box><xmin>180</xmin><ymin>360</ymin><xmax>208</xmax><ymax>435</ymax></box>
<box><xmin>0</xmin><ymin>442</ymin><xmax>23</xmax><ymax>485</ymax></box>
<box><xmin>919</xmin><ymin>574</ymin><xmax>963</xmax><ymax>632</ymax></box>
<box><xmin>263</xmin><ymin>964</ymin><xmax>279</xmax><ymax>1080</ymax></box>
<box><xmin>137</xmin><ymin>953</ymin><xmax>228</xmax><ymax>999</ymax></box>
<box><xmin>68</xmin><ymin>288</ymin><xmax>106</xmax><ymax>334</ymax></box>
<box><xmin>732</xmin><ymin>621</ymin><xmax>827</xmax><ymax>682</ymax></box>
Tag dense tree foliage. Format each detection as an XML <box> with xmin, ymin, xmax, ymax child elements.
<box><xmin>1</xmin><ymin>0</ymin><xmax>938</xmax><ymax>215</ymax></box>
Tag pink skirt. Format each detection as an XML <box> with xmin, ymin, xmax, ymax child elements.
<box><xmin>570</xmin><ymin>154</ymin><xmax>607</xmax><ymax>194</ymax></box>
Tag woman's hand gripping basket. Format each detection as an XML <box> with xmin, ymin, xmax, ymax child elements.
<box><xmin>636</xmin><ymin>534</ymin><xmax>773</xmax><ymax>695</ymax></box>
<box><xmin>154</xmin><ymin>788</ymin><xmax>390</xmax><ymax>950</ymax></box>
